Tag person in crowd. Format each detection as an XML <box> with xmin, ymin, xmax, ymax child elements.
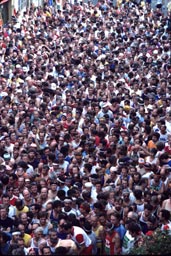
<box><xmin>104</xmin><ymin>222</ymin><xmax>121</xmax><ymax>255</ymax></box>
<box><xmin>0</xmin><ymin>1</ymin><xmax>170</xmax><ymax>254</ymax></box>
<box><xmin>62</xmin><ymin>222</ymin><xmax>93</xmax><ymax>255</ymax></box>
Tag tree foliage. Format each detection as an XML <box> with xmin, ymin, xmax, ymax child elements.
<box><xmin>129</xmin><ymin>229</ymin><xmax>171</xmax><ymax>255</ymax></box>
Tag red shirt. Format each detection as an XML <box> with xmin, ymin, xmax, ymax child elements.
<box><xmin>105</xmin><ymin>231</ymin><xmax>119</xmax><ymax>255</ymax></box>
<box><xmin>10</xmin><ymin>195</ymin><xmax>18</xmax><ymax>206</ymax></box>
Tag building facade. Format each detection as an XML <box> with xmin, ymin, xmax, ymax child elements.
<box><xmin>0</xmin><ymin>0</ymin><xmax>11</xmax><ymax>24</ymax></box>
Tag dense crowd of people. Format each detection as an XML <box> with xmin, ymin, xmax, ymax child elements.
<box><xmin>0</xmin><ymin>0</ymin><xmax>171</xmax><ymax>255</ymax></box>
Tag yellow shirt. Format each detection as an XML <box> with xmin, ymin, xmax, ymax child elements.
<box><xmin>23</xmin><ymin>233</ymin><xmax>32</xmax><ymax>247</ymax></box>
<box><xmin>15</xmin><ymin>206</ymin><xmax>29</xmax><ymax>217</ymax></box>
<box><xmin>93</xmin><ymin>224</ymin><xmax>104</xmax><ymax>237</ymax></box>
<box><xmin>92</xmin><ymin>225</ymin><xmax>104</xmax><ymax>250</ymax></box>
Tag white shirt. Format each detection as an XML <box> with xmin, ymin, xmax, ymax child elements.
<box><xmin>161</xmin><ymin>221</ymin><xmax>171</xmax><ymax>235</ymax></box>
<box><xmin>122</xmin><ymin>230</ymin><xmax>134</xmax><ymax>255</ymax></box>
<box><xmin>8</xmin><ymin>205</ymin><xmax>16</xmax><ymax>219</ymax></box>
<box><xmin>71</xmin><ymin>226</ymin><xmax>92</xmax><ymax>247</ymax></box>
<box><xmin>62</xmin><ymin>208</ymin><xmax>77</xmax><ymax>217</ymax></box>
<box><xmin>142</xmin><ymin>171</ymin><xmax>154</xmax><ymax>179</ymax></box>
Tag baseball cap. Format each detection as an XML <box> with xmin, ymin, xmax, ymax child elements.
<box><xmin>84</xmin><ymin>182</ymin><xmax>92</xmax><ymax>188</ymax></box>
<box><xmin>3</xmin><ymin>153</ymin><xmax>11</xmax><ymax>160</ymax></box>
<box><xmin>138</xmin><ymin>158</ymin><xmax>145</xmax><ymax>164</ymax></box>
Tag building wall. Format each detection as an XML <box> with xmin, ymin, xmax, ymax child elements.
<box><xmin>0</xmin><ymin>0</ymin><xmax>11</xmax><ymax>24</ymax></box>
<box><xmin>1</xmin><ymin>0</ymin><xmax>171</xmax><ymax>24</ymax></box>
<box><xmin>11</xmin><ymin>0</ymin><xmax>44</xmax><ymax>15</ymax></box>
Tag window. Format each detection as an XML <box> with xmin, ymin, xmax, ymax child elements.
<box><xmin>18</xmin><ymin>0</ymin><xmax>27</xmax><ymax>11</ymax></box>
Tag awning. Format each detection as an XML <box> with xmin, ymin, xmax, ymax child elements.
<box><xmin>0</xmin><ymin>0</ymin><xmax>9</xmax><ymax>5</ymax></box>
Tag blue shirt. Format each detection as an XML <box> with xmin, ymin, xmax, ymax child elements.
<box><xmin>114</xmin><ymin>224</ymin><xmax>126</xmax><ymax>241</ymax></box>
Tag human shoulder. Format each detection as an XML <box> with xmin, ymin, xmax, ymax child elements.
<box><xmin>111</xmin><ymin>230</ymin><xmax>120</xmax><ymax>242</ymax></box>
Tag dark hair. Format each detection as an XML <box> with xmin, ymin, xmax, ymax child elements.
<box><xmin>62</xmin><ymin>222</ymin><xmax>73</xmax><ymax>231</ymax></box>
<box><xmin>147</xmin><ymin>215</ymin><xmax>156</xmax><ymax>224</ymax></box>
<box><xmin>152</xmin><ymin>132</ymin><xmax>160</xmax><ymax>140</ymax></box>
<box><xmin>68</xmin><ymin>214</ymin><xmax>80</xmax><ymax>227</ymax></box>
<box><xmin>80</xmin><ymin>202</ymin><xmax>90</xmax><ymax>213</ymax></box>
<box><xmin>111</xmin><ymin>212</ymin><xmax>121</xmax><ymax>221</ymax></box>
<box><xmin>83</xmin><ymin>221</ymin><xmax>92</xmax><ymax>234</ymax></box>
<box><xmin>2</xmin><ymin>193</ymin><xmax>10</xmax><ymax>199</ymax></box>
<box><xmin>160</xmin><ymin>209</ymin><xmax>170</xmax><ymax>221</ymax></box>
<box><xmin>15</xmin><ymin>199</ymin><xmax>24</xmax><ymax>209</ymax></box>
<box><xmin>38</xmin><ymin>211</ymin><xmax>48</xmax><ymax>219</ymax></box>
<box><xmin>156</xmin><ymin>141</ymin><xmax>165</xmax><ymax>151</ymax></box>
<box><xmin>84</xmin><ymin>163</ymin><xmax>92</xmax><ymax>172</ymax></box>
<box><xmin>0</xmin><ymin>230</ymin><xmax>10</xmax><ymax>242</ymax></box>
<box><xmin>82</xmin><ymin>191</ymin><xmax>91</xmax><ymax>200</ymax></box>
<box><xmin>58</xmin><ymin>212</ymin><xmax>68</xmax><ymax>221</ymax></box>
<box><xmin>55</xmin><ymin>246</ymin><xmax>68</xmax><ymax>255</ymax></box>
<box><xmin>8</xmin><ymin>173</ymin><xmax>18</xmax><ymax>180</ymax></box>
<box><xmin>67</xmin><ymin>188</ymin><xmax>77</xmax><ymax>198</ymax></box>
<box><xmin>93</xmin><ymin>201</ymin><xmax>104</xmax><ymax>210</ymax></box>
<box><xmin>57</xmin><ymin>190</ymin><xmax>66</xmax><ymax>200</ymax></box>
<box><xmin>52</xmin><ymin>200</ymin><xmax>62</xmax><ymax>209</ymax></box>
<box><xmin>105</xmin><ymin>222</ymin><xmax>114</xmax><ymax>231</ymax></box>
<box><xmin>127</xmin><ymin>222</ymin><xmax>141</xmax><ymax>234</ymax></box>
<box><xmin>30</xmin><ymin>203</ymin><xmax>41</xmax><ymax>211</ymax></box>
<box><xmin>133</xmin><ymin>189</ymin><xmax>143</xmax><ymax>200</ymax></box>
<box><xmin>12</xmin><ymin>248</ymin><xmax>25</xmax><ymax>255</ymax></box>
<box><xmin>41</xmin><ymin>246</ymin><xmax>52</xmax><ymax>254</ymax></box>
<box><xmin>144</xmin><ymin>204</ymin><xmax>153</xmax><ymax>211</ymax></box>
<box><xmin>1</xmin><ymin>175</ymin><xmax>9</xmax><ymax>185</ymax></box>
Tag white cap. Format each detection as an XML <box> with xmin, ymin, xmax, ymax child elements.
<box><xmin>64</xmin><ymin>198</ymin><xmax>72</xmax><ymax>203</ymax></box>
<box><xmin>85</xmin><ymin>182</ymin><xmax>92</xmax><ymax>188</ymax></box>
<box><xmin>153</xmin><ymin>49</ymin><xmax>158</xmax><ymax>55</ymax></box>
<box><xmin>99</xmin><ymin>65</ymin><xmax>104</xmax><ymax>70</ymax></box>
<box><xmin>12</xmin><ymin>231</ymin><xmax>21</xmax><ymax>236</ymax></box>
<box><xmin>23</xmin><ymin>66</ymin><xmax>28</xmax><ymax>72</ymax></box>
<box><xmin>16</xmin><ymin>89</ymin><xmax>22</xmax><ymax>94</ymax></box>
<box><xmin>110</xmin><ymin>166</ymin><xmax>118</xmax><ymax>172</ymax></box>
<box><xmin>25</xmin><ymin>76</ymin><xmax>32</xmax><ymax>81</ymax></box>
<box><xmin>51</xmin><ymin>83</ymin><xmax>57</xmax><ymax>90</ymax></box>
<box><xmin>3</xmin><ymin>153</ymin><xmax>11</xmax><ymax>160</ymax></box>
<box><xmin>16</xmin><ymin>64</ymin><xmax>21</xmax><ymax>69</ymax></box>
<box><xmin>30</xmin><ymin>143</ymin><xmax>37</xmax><ymax>148</ymax></box>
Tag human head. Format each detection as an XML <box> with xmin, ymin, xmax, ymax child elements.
<box><xmin>127</xmin><ymin>211</ymin><xmax>138</xmax><ymax>222</ymax></box>
<box><xmin>83</xmin><ymin>221</ymin><xmax>92</xmax><ymax>234</ymax></box>
<box><xmin>12</xmin><ymin>248</ymin><xmax>25</xmax><ymax>256</ymax></box>
<box><xmin>110</xmin><ymin>212</ymin><xmax>121</xmax><ymax>227</ymax></box>
<box><xmin>2</xmin><ymin>193</ymin><xmax>10</xmax><ymax>207</ymax></box>
<box><xmin>0</xmin><ymin>204</ymin><xmax>8</xmax><ymax>219</ymax></box>
<box><xmin>19</xmin><ymin>212</ymin><xmax>28</xmax><ymax>225</ymax></box>
<box><xmin>48</xmin><ymin>229</ymin><xmax>58</xmax><ymax>245</ymax></box>
<box><xmin>159</xmin><ymin>209</ymin><xmax>170</xmax><ymax>222</ymax></box>
<box><xmin>105</xmin><ymin>222</ymin><xmax>114</xmax><ymax>234</ymax></box>
<box><xmin>61</xmin><ymin>222</ymin><xmax>73</xmax><ymax>234</ymax></box>
<box><xmin>52</xmin><ymin>200</ymin><xmax>62</xmax><ymax>212</ymax></box>
<box><xmin>127</xmin><ymin>222</ymin><xmax>141</xmax><ymax>237</ymax></box>
<box><xmin>11</xmin><ymin>231</ymin><xmax>21</xmax><ymax>242</ymax></box>
<box><xmin>79</xmin><ymin>202</ymin><xmax>90</xmax><ymax>215</ymax></box>
<box><xmin>40</xmin><ymin>187</ymin><xmax>48</xmax><ymax>200</ymax></box>
<box><xmin>33</xmin><ymin>227</ymin><xmax>44</xmax><ymax>240</ymax></box>
<box><xmin>15</xmin><ymin>199</ymin><xmax>24</xmax><ymax>210</ymax></box>
<box><xmin>41</xmin><ymin>246</ymin><xmax>52</xmax><ymax>255</ymax></box>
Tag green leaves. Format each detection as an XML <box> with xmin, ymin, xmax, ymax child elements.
<box><xmin>129</xmin><ymin>230</ymin><xmax>171</xmax><ymax>255</ymax></box>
